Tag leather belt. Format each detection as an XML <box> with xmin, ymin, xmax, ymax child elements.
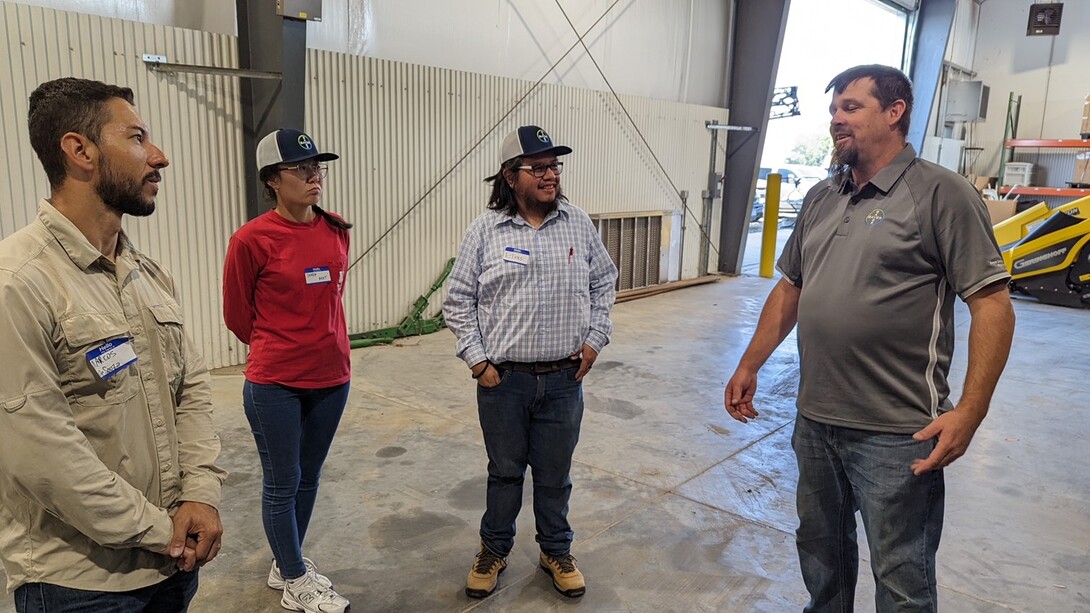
<box><xmin>494</xmin><ymin>359</ymin><xmax>577</xmax><ymax>375</ymax></box>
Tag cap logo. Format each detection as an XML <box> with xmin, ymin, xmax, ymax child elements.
<box><xmin>297</xmin><ymin>134</ymin><xmax>314</xmax><ymax>150</ymax></box>
<box><xmin>536</xmin><ymin>129</ymin><xmax>550</xmax><ymax>143</ymax></box>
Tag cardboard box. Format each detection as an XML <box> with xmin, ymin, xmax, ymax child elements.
<box><xmin>972</xmin><ymin>175</ymin><xmax>996</xmax><ymax>193</ymax></box>
<box><xmin>1074</xmin><ymin>151</ymin><xmax>1090</xmax><ymax>186</ymax></box>
<box><xmin>984</xmin><ymin>199</ymin><xmax>1017</xmax><ymax>226</ymax></box>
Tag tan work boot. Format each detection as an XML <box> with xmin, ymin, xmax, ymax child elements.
<box><xmin>539</xmin><ymin>551</ymin><xmax>586</xmax><ymax>597</ymax></box>
<box><xmin>466</xmin><ymin>543</ymin><xmax>507</xmax><ymax>598</ymax></box>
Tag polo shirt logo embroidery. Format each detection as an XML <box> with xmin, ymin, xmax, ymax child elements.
<box><xmin>865</xmin><ymin>208</ymin><xmax>886</xmax><ymax>226</ymax></box>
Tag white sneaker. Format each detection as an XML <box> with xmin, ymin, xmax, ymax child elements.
<box><xmin>281</xmin><ymin>570</ymin><xmax>350</xmax><ymax>613</ymax></box>
<box><xmin>268</xmin><ymin>557</ymin><xmax>333</xmax><ymax>590</ymax></box>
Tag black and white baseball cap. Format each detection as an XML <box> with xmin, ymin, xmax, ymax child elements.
<box><xmin>256</xmin><ymin>128</ymin><xmax>339</xmax><ymax>171</ymax></box>
<box><xmin>499</xmin><ymin>125</ymin><xmax>572</xmax><ymax>165</ymax></box>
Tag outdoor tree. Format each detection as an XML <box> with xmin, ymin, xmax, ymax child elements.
<box><xmin>785</xmin><ymin>133</ymin><xmax>832</xmax><ymax>167</ymax></box>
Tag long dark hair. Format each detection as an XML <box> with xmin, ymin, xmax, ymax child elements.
<box><xmin>483</xmin><ymin>157</ymin><xmax>564</xmax><ymax>215</ymax></box>
<box><xmin>259</xmin><ymin>164</ymin><xmax>353</xmax><ymax>230</ymax></box>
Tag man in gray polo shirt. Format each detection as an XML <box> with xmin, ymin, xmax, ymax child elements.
<box><xmin>724</xmin><ymin>65</ymin><xmax>1015</xmax><ymax>612</ymax></box>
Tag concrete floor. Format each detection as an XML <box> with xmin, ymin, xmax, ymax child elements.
<box><xmin>3</xmin><ymin>274</ymin><xmax>1088</xmax><ymax>612</ymax></box>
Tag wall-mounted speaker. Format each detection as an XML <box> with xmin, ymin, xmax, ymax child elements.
<box><xmin>1027</xmin><ymin>3</ymin><xmax>1063</xmax><ymax>36</ymax></box>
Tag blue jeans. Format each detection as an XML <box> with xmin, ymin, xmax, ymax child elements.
<box><xmin>244</xmin><ymin>380</ymin><xmax>350</xmax><ymax>580</ymax></box>
<box><xmin>477</xmin><ymin>365</ymin><xmax>584</xmax><ymax>557</ymax></box>
<box><xmin>14</xmin><ymin>569</ymin><xmax>198</xmax><ymax>612</ymax></box>
<box><xmin>792</xmin><ymin>414</ymin><xmax>945</xmax><ymax>613</ymax></box>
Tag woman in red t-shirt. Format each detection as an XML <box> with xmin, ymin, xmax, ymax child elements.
<box><xmin>223</xmin><ymin>129</ymin><xmax>352</xmax><ymax>613</ymax></box>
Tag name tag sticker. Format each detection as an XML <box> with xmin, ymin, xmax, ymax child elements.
<box><xmin>503</xmin><ymin>247</ymin><xmax>530</xmax><ymax>266</ymax></box>
<box><xmin>305</xmin><ymin>267</ymin><xmax>332</xmax><ymax>285</ymax></box>
<box><xmin>87</xmin><ymin>338</ymin><xmax>138</xmax><ymax>380</ymax></box>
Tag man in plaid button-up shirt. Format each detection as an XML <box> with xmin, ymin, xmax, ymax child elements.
<box><xmin>444</xmin><ymin>125</ymin><xmax>617</xmax><ymax>600</ymax></box>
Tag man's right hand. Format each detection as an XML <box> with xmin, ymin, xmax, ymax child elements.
<box><xmin>167</xmin><ymin>501</ymin><xmax>223</xmax><ymax>571</ymax></box>
<box><xmin>472</xmin><ymin>361</ymin><xmax>502</xmax><ymax>388</ymax></box>
<box><xmin>724</xmin><ymin>367</ymin><xmax>759</xmax><ymax>423</ymax></box>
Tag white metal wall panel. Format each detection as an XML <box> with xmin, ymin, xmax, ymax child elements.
<box><xmin>0</xmin><ymin>1</ymin><xmax>726</xmax><ymax>369</ymax></box>
<box><xmin>306</xmin><ymin>49</ymin><xmax>728</xmax><ymax>337</ymax></box>
<box><xmin>0</xmin><ymin>1</ymin><xmax>247</xmax><ymax>368</ymax></box>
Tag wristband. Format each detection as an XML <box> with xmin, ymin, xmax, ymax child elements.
<box><xmin>472</xmin><ymin>362</ymin><xmax>491</xmax><ymax>379</ymax></box>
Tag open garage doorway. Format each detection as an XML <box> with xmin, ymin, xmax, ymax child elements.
<box><xmin>741</xmin><ymin>0</ymin><xmax>910</xmax><ymax>274</ymax></box>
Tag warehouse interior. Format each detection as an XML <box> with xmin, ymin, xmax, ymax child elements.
<box><xmin>0</xmin><ymin>0</ymin><xmax>1088</xmax><ymax>611</ymax></box>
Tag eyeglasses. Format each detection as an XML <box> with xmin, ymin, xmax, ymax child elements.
<box><xmin>516</xmin><ymin>161</ymin><xmax>563</xmax><ymax>178</ymax></box>
<box><xmin>279</xmin><ymin>162</ymin><xmax>328</xmax><ymax>179</ymax></box>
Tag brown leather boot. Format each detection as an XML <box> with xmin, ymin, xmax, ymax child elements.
<box><xmin>466</xmin><ymin>543</ymin><xmax>507</xmax><ymax>598</ymax></box>
<box><xmin>539</xmin><ymin>551</ymin><xmax>586</xmax><ymax>597</ymax></box>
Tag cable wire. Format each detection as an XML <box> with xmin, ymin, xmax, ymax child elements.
<box><xmin>551</xmin><ymin>0</ymin><xmax>721</xmax><ymax>259</ymax></box>
<box><xmin>346</xmin><ymin>0</ymin><xmax>628</xmax><ymax>273</ymax></box>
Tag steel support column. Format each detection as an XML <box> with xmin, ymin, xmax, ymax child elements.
<box><xmin>717</xmin><ymin>0</ymin><xmax>792</xmax><ymax>275</ymax></box>
<box><xmin>906</xmin><ymin>0</ymin><xmax>955</xmax><ymax>154</ymax></box>
<box><xmin>236</xmin><ymin>1</ymin><xmax>307</xmax><ymax>220</ymax></box>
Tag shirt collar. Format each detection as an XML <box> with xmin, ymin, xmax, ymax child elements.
<box><xmin>836</xmin><ymin>143</ymin><xmax>917</xmax><ymax>195</ymax></box>
<box><xmin>37</xmin><ymin>199</ymin><xmax>138</xmax><ymax>270</ymax></box>
<box><xmin>493</xmin><ymin>199</ymin><xmax>571</xmax><ymax>227</ymax></box>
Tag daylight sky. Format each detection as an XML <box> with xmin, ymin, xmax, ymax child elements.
<box><xmin>762</xmin><ymin>0</ymin><xmax>908</xmax><ymax>169</ymax></box>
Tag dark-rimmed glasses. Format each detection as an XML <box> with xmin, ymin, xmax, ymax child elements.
<box><xmin>516</xmin><ymin>161</ymin><xmax>563</xmax><ymax>178</ymax></box>
<box><xmin>279</xmin><ymin>162</ymin><xmax>328</xmax><ymax>179</ymax></box>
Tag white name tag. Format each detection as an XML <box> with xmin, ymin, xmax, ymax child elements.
<box><xmin>87</xmin><ymin>338</ymin><xmax>138</xmax><ymax>380</ymax></box>
<box><xmin>305</xmin><ymin>267</ymin><xmax>332</xmax><ymax>285</ymax></box>
<box><xmin>503</xmin><ymin>247</ymin><xmax>530</xmax><ymax>266</ymax></box>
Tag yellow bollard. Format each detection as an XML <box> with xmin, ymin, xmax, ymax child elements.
<box><xmin>759</xmin><ymin>173</ymin><xmax>782</xmax><ymax>278</ymax></box>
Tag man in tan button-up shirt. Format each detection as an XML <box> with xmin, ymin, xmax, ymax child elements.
<box><xmin>0</xmin><ymin>78</ymin><xmax>227</xmax><ymax>611</ymax></box>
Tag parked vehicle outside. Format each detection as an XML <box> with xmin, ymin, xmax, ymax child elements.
<box><xmin>755</xmin><ymin>165</ymin><xmax>830</xmax><ymax>219</ymax></box>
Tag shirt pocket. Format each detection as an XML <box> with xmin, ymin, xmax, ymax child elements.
<box><xmin>567</xmin><ymin>254</ymin><xmax>591</xmax><ymax>297</ymax></box>
<box><xmin>148</xmin><ymin>303</ymin><xmax>186</xmax><ymax>391</ymax></box>
<box><xmin>59</xmin><ymin>313</ymin><xmax>138</xmax><ymax>407</ymax></box>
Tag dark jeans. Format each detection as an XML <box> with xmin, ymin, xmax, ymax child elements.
<box><xmin>14</xmin><ymin>569</ymin><xmax>198</xmax><ymax>612</ymax></box>
<box><xmin>792</xmin><ymin>413</ymin><xmax>945</xmax><ymax>613</ymax></box>
<box><xmin>477</xmin><ymin>365</ymin><xmax>584</xmax><ymax>557</ymax></box>
<box><xmin>244</xmin><ymin>380</ymin><xmax>350</xmax><ymax>580</ymax></box>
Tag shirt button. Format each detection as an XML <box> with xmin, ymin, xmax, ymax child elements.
<box><xmin>843</xmin><ymin>217</ymin><xmax>850</xmax><ymax>223</ymax></box>
<box><xmin>155</xmin><ymin>419</ymin><xmax>164</xmax><ymax>427</ymax></box>
<box><xmin>132</xmin><ymin>326</ymin><xmax>143</xmax><ymax>335</ymax></box>
<box><xmin>144</xmin><ymin>372</ymin><xmax>155</xmax><ymax>381</ymax></box>
<box><xmin>162</xmin><ymin>462</ymin><xmax>172</xmax><ymax>472</ymax></box>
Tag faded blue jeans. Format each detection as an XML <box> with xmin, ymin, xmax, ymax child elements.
<box><xmin>244</xmin><ymin>381</ymin><xmax>350</xmax><ymax>580</ymax></box>
<box><xmin>476</xmin><ymin>365</ymin><xmax>584</xmax><ymax>557</ymax></box>
<box><xmin>792</xmin><ymin>413</ymin><xmax>945</xmax><ymax>613</ymax></box>
<box><xmin>14</xmin><ymin>569</ymin><xmax>198</xmax><ymax>612</ymax></box>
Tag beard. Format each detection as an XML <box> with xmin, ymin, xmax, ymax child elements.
<box><xmin>523</xmin><ymin>195</ymin><xmax>560</xmax><ymax>218</ymax></box>
<box><xmin>97</xmin><ymin>159</ymin><xmax>159</xmax><ymax>217</ymax></box>
<box><xmin>832</xmin><ymin>138</ymin><xmax>859</xmax><ymax>169</ymax></box>
<box><xmin>514</xmin><ymin>183</ymin><xmax>563</xmax><ymax>217</ymax></box>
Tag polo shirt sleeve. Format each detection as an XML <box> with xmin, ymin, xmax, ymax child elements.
<box><xmin>926</xmin><ymin>176</ymin><xmax>1010</xmax><ymax>300</ymax></box>
<box><xmin>776</xmin><ymin>230</ymin><xmax>803</xmax><ymax>287</ymax></box>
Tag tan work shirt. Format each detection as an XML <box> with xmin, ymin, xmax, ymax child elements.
<box><xmin>0</xmin><ymin>201</ymin><xmax>226</xmax><ymax>593</ymax></box>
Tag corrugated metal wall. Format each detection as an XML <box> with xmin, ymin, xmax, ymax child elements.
<box><xmin>0</xmin><ymin>2</ymin><xmax>728</xmax><ymax>368</ymax></box>
<box><xmin>0</xmin><ymin>1</ymin><xmax>247</xmax><ymax>368</ymax></box>
<box><xmin>306</xmin><ymin>50</ymin><xmax>728</xmax><ymax>336</ymax></box>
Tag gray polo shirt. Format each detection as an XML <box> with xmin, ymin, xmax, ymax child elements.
<box><xmin>777</xmin><ymin>144</ymin><xmax>1009</xmax><ymax>433</ymax></box>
